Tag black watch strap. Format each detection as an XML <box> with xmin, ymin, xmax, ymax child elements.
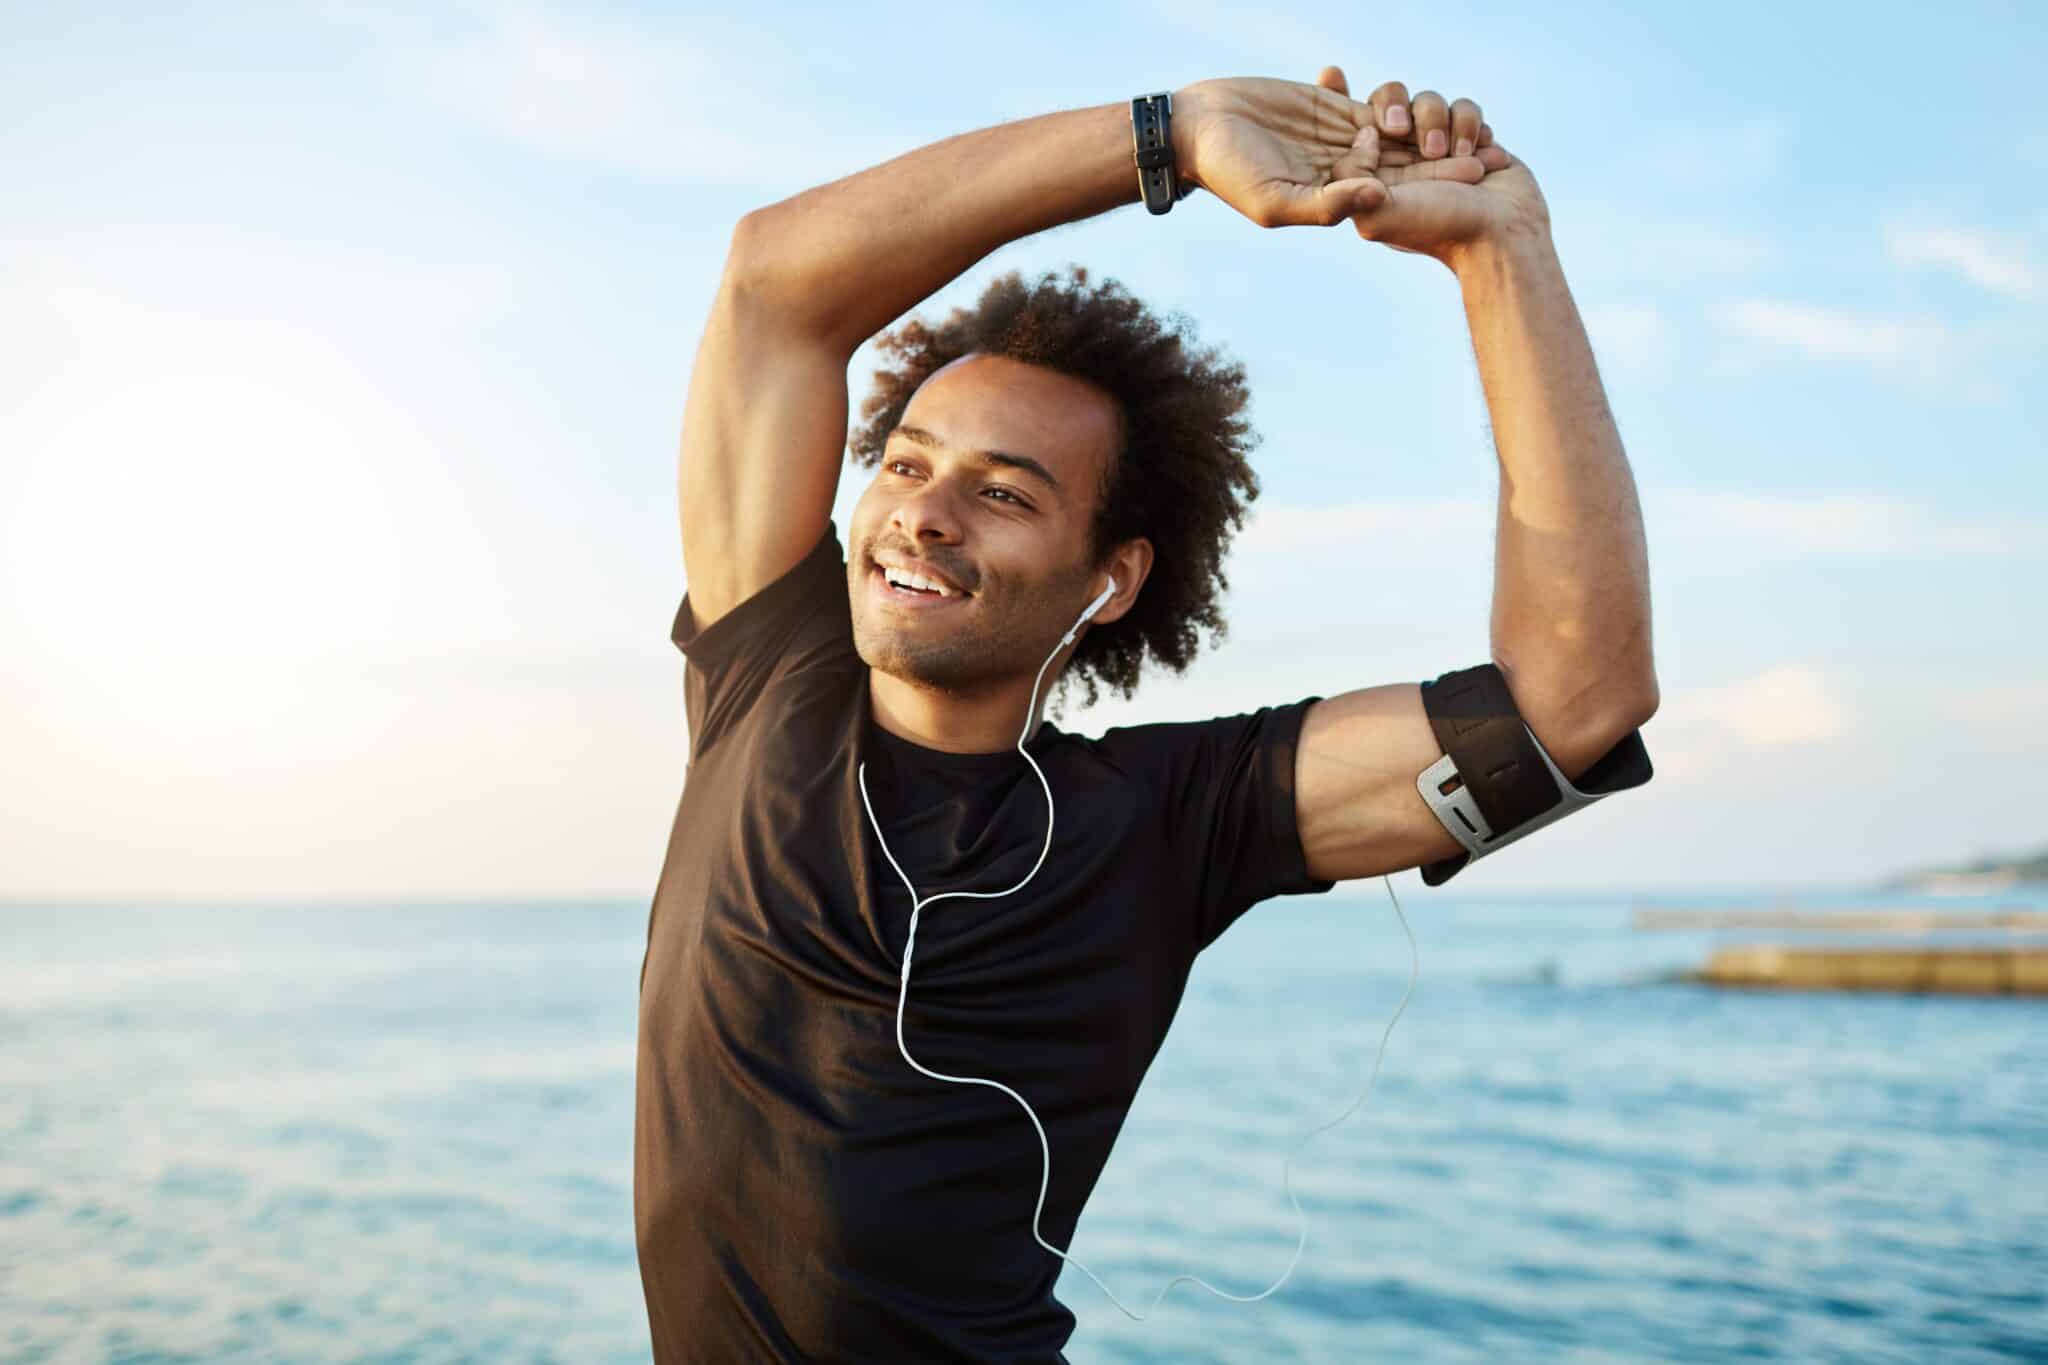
<box><xmin>1131</xmin><ymin>92</ymin><xmax>1194</xmax><ymax>215</ymax></box>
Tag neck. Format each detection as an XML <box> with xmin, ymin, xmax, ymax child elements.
<box><xmin>868</xmin><ymin>664</ymin><xmax>1060</xmax><ymax>753</ymax></box>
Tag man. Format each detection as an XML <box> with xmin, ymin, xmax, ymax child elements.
<box><xmin>638</xmin><ymin>66</ymin><xmax>1658</xmax><ymax>1362</ymax></box>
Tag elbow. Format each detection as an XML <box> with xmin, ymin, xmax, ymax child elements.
<box><xmin>722</xmin><ymin>209</ymin><xmax>850</xmax><ymax>349</ymax></box>
<box><xmin>1496</xmin><ymin>641</ymin><xmax>1659</xmax><ymax>745</ymax></box>
<box><xmin>1617</xmin><ymin>672</ymin><xmax>1659</xmax><ymax>733</ymax></box>
<box><xmin>1519</xmin><ymin>667</ymin><xmax>1659</xmax><ymax>783</ymax></box>
<box><xmin>1581</xmin><ymin>625</ymin><xmax>1660</xmax><ymax>742</ymax></box>
<box><xmin>1588</xmin><ymin>671</ymin><xmax>1658</xmax><ymax>752</ymax></box>
<box><xmin>722</xmin><ymin>210</ymin><xmax>785</xmax><ymax>299</ymax></box>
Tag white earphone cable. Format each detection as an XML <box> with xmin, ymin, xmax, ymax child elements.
<box><xmin>856</xmin><ymin>580</ymin><xmax>1417</xmax><ymax>1320</ymax></box>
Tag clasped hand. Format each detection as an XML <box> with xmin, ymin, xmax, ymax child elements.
<box><xmin>1172</xmin><ymin>66</ymin><xmax>1546</xmax><ymax>267</ymax></box>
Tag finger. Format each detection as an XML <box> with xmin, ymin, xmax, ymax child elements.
<box><xmin>1377</xmin><ymin>154</ymin><xmax>1487</xmax><ymax>187</ymax></box>
<box><xmin>1315</xmin><ymin>64</ymin><xmax>1349</xmax><ymax>97</ymax></box>
<box><xmin>1411</xmin><ymin>88</ymin><xmax>1451</xmax><ymax>158</ymax></box>
<box><xmin>1339</xmin><ymin>176</ymin><xmax>1389</xmax><ymax>216</ymax></box>
<box><xmin>1478</xmin><ymin>121</ymin><xmax>1494</xmax><ymax>148</ymax></box>
<box><xmin>1392</xmin><ymin>150</ymin><xmax>1492</xmax><ymax>175</ymax></box>
<box><xmin>1330</xmin><ymin>122</ymin><xmax>1381</xmax><ymax>181</ymax></box>
<box><xmin>1449</xmin><ymin>98</ymin><xmax>1483</xmax><ymax>159</ymax></box>
<box><xmin>1368</xmin><ymin>79</ymin><xmax>1412</xmax><ymax>138</ymax></box>
<box><xmin>1381</xmin><ymin>142</ymin><xmax>1497</xmax><ymax>172</ymax></box>
<box><xmin>1264</xmin><ymin>174</ymin><xmax>1386</xmax><ymax>227</ymax></box>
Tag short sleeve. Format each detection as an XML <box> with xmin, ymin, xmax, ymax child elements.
<box><xmin>672</xmin><ymin>524</ymin><xmax>855</xmax><ymax>760</ymax></box>
<box><xmin>1098</xmin><ymin>697</ymin><xmax>1336</xmax><ymax>955</ymax></box>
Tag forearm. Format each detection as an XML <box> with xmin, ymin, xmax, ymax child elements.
<box><xmin>730</xmin><ymin>98</ymin><xmax>1148</xmax><ymax>353</ymax></box>
<box><xmin>1455</xmin><ymin>230</ymin><xmax>1658</xmax><ymax>754</ymax></box>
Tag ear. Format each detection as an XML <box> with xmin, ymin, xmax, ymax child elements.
<box><xmin>1090</xmin><ymin>538</ymin><xmax>1154</xmax><ymax>627</ymax></box>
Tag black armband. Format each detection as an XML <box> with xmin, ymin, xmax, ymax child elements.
<box><xmin>1415</xmin><ymin>664</ymin><xmax>1654</xmax><ymax>886</ymax></box>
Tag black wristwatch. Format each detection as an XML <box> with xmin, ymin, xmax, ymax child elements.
<box><xmin>1131</xmin><ymin>91</ymin><xmax>1197</xmax><ymax>215</ymax></box>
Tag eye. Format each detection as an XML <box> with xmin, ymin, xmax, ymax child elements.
<box><xmin>884</xmin><ymin>458</ymin><xmax>921</xmax><ymax>478</ymax></box>
<box><xmin>983</xmin><ymin>485</ymin><xmax>1029</xmax><ymax>507</ymax></box>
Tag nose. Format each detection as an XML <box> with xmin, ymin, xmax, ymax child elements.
<box><xmin>888</xmin><ymin>474</ymin><xmax>966</xmax><ymax>544</ymax></box>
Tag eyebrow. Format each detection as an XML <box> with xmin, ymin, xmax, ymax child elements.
<box><xmin>889</xmin><ymin>424</ymin><xmax>1063</xmax><ymax>496</ymax></box>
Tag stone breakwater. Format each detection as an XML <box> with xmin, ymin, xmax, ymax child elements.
<box><xmin>1688</xmin><ymin>945</ymin><xmax>2048</xmax><ymax>995</ymax></box>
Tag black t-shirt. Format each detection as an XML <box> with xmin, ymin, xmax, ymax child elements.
<box><xmin>635</xmin><ymin>524</ymin><xmax>1333</xmax><ymax>1363</ymax></box>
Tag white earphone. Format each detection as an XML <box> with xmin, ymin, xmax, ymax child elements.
<box><xmin>854</xmin><ymin>567</ymin><xmax>1416</xmax><ymax>1323</ymax></box>
<box><xmin>1063</xmin><ymin>576</ymin><xmax>1116</xmax><ymax>647</ymax></box>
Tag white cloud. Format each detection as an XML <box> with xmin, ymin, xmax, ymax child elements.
<box><xmin>1688</xmin><ymin>667</ymin><xmax>1850</xmax><ymax>747</ymax></box>
<box><xmin>416</xmin><ymin>9</ymin><xmax>905</xmax><ymax>185</ymax></box>
<box><xmin>1660</xmin><ymin>491</ymin><xmax>2048</xmax><ymax>558</ymax></box>
<box><xmin>1132</xmin><ymin>0</ymin><xmax>1387</xmax><ymax>74</ymax></box>
<box><xmin>1710</xmin><ymin>298</ymin><xmax>1951</xmax><ymax>367</ymax></box>
<box><xmin>1640</xmin><ymin>667</ymin><xmax>1855</xmax><ymax>779</ymax></box>
<box><xmin>1931</xmin><ymin>683</ymin><xmax>2048</xmax><ymax>730</ymax></box>
<box><xmin>1582</xmin><ymin>302</ymin><xmax>1668</xmax><ymax>369</ymax></box>
<box><xmin>1223</xmin><ymin>491</ymin><xmax>2048</xmax><ymax>568</ymax></box>
<box><xmin>1631</xmin><ymin>118</ymin><xmax>1787</xmax><ymax>194</ymax></box>
<box><xmin>1886</xmin><ymin>224</ymin><xmax>2043</xmax><ymax>299</ymax></box>
<box><xmin>1559</xmin><ymin>212</ymin><xmax>1779</xmax><ymax>285</ymax></box>
<box><xmin>0</xmin><ymin>234</ymin><xmax>531</xmax><ymax>362</ymax></box>
<box><xmin>1235</xmin><ymin>497</ymin><xmax>1490</xmax><ymax>550</ymax></box>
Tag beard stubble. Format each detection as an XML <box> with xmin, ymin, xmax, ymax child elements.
<box><xmin>847</xmin><ymin>546</ymin><xmax>1096</xmax><ymax>698</ymax></box>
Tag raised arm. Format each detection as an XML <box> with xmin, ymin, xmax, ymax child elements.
<box><xmin>681</xmin><ymin>105</ymin><xmax>1157</xmax><ymax>631</ymax></box>
<box><xmin>681</xmin><ymin>77</ymin><xmax>1481</xmax><ymax>630</ymax></box>
<box><xmin>1290</xmin><ymin>71</ymin><xmax>1659</xmax><ymax>883</ymax></box>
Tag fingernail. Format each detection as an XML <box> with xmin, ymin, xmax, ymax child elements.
<box><xmin>1455</xmin><ymin>137</ymin><xmax>1473</xmax><ymax>158</ymax></box>
<box><xmin>1425</xmin><ymin>129</ymin><xmax>1447</xmax><ymax>157</ymax></box>
<box><xmin>1387</xmin><ymin>104</ymin><xmax>1410</xmax><ymax>132</ymax></box>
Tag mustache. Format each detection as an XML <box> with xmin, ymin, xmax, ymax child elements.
<box><xmin>866</xmin><ymin>539</ymin><xmax>980</xmax><ymax>594</ymax></box>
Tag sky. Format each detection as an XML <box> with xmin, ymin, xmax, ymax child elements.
<box><xmin>2</xmin><ymin>0</ymin><xmax>2043</xmax><ymax>901</ymax></box>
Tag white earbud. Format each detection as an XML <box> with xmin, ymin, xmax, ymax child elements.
<box><xmin>1062</xmin><ymin>577</ymin><xmax>1116</xmax><ymax>647</ymax></box>
<box><xmin>1081</xmin><ymin>576</ymin><xmax>1116</xmax><ymax>623</ymax></box>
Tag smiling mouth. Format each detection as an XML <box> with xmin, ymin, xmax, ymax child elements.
<box><xmin>872</xmin><ymin>573</ymin><xmax>966</xmax><ymax>613</ymax></box>
<box><xmin>868</xmin><ymin>556</ymin><xmax>970</xmax><ymax>601</ymax></box>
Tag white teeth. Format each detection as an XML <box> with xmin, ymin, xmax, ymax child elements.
<box><xmin>883</xmin><ymin>566</ymin><xmax>957</xmax><ymax>597</ymax></box>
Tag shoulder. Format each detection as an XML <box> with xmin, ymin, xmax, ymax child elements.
<box><xmin>673</xmin><ymin>521</ymin><xmax>851</xmax><ymax>662</ymax></box>
<box><xmin>674</xmin><ymin>523</ymin><xmax>860</xmax><ymax>760</ymax></box>
<box><xmin>1081</xmin><ymin>698</ymin><xmax>1319</xmax><ymax>771</ymax></box>
<box><xmin>1048</xmin><ymin>699</ymin><xmax>1320</xmax><ymax>814</ymax></box>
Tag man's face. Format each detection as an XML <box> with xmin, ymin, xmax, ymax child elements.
<box><xmin>848</xmin><ymin>353</ymin><xmax>1121</xmax><ymax>695</ymax></box>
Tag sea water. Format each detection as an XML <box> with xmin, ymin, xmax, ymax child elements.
<box><xmin>2</xmin><ymin>889</ymin><xmax>2043</xmax><ymax>1364</ymax></box>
